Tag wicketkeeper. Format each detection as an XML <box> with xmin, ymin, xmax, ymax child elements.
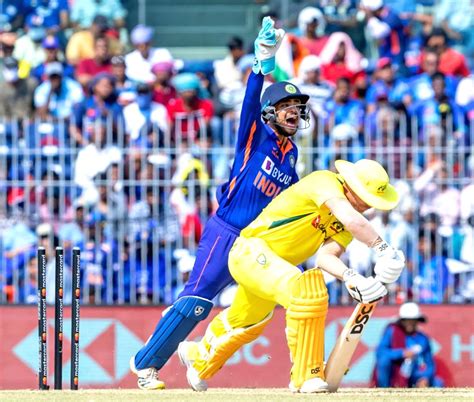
<box><xmin>178</xmin><ymin>159</ymin><xmax>406</xmax><ymax>393</ymax></box>
<box><xmin>130</xmin><ymin>17</ymin><xmax>311</xmax><ymax>389</ymax></box>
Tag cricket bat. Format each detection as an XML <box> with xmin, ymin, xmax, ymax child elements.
<box><xmin>325</xmin><ymin>301</ymin><xmax>378</xmax><ymax>392</ymax></box>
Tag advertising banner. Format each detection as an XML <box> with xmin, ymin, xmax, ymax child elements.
<box><xmin>0</xmin><ymin>305</ymin><xmax>472</xmax><ymax>389</ymax></box>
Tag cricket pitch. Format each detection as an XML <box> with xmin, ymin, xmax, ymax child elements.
<box><xmin>0</xmin><ymin>388</ymin><xmax>472</xmax><ymax>401</ymax></box>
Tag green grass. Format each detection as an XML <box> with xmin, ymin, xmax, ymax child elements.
<box><xmin>0</xmin><ymin>388</ymin><xmax>472</xmax><ymax>402</ymax></box>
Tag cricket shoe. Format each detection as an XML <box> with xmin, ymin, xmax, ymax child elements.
<box><xmin>178</xmin><ymin>341</ymin><xmax>208</xmax><ymax>392</ymax></box>
<box><xmin>129</xmin><ymin>356</ymin><xmax>166</xmax><ymax>390</ymax></box>
<box><xmin>289</xmin><ymin>377</ymin><xmax>329</xmax><ymax>393</ymax></box>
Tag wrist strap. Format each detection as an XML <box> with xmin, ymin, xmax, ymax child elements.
<box><xmin>342</xmin><ymin>268</ymin><xmax>355</xmax><ymax>282</ymax></box>
<box><xmin>371</xmin><ymin>239</ymin><xmax>390</xmax><ymax>256</ymax></box>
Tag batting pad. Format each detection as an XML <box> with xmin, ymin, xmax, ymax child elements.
<box><xmin>134</xmin><ymin>296</ymin><xmax>213</xmax><ymax>370</ymax></box>
<box><xmin>195</xmin><ymin>309</ymin><xmax>273</xmax><ymax>379</ymax></box>
<box><xmin>286</xmin><ymin>269</ymin><xmax>328</xmax><ymax>389</ymax></box>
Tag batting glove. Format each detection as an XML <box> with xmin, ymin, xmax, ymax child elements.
<box><xmin>252</xmin><ymin>16</ymin><xmax>285</xmax><ymax>75</ymax></box>
<box><xmin>343</xmin><ymin>269</ymin><xmax>387</xmax><ymax>303</ymax></box>
<box><xmin>372</xmin><ymin>240</ymin><xmax>406</xmax><ymax>284</ymax></box>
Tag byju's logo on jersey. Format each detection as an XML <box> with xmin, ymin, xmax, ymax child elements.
<box><xmin>262</xmin><ymin>156</ymin><xmax>275</xmax><ymax>174</ymax></box>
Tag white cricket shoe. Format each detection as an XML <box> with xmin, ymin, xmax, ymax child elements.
<box><xmin>177</xmin><ymin>341</ymin><xmax>208</xmax><ymax>392</ymax></box>
<box><xmin>289</xmin><ymin>377</ymin><xmax>329</xmax><ymax>393</ymax></box>
<box><xmin>129</xmin><ymin>356</ymin><xmax>166</xmax><ymax>390</ymax></box>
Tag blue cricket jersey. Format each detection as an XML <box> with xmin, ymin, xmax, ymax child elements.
<box><xmin>216</xmin><ymin>72</ymin><xmax>299</xmax><ymax>229</ymax></box>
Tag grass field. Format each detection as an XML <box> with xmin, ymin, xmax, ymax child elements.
<box><xmin>0</xmin><ymin>388</ymin><xmax>472</xmax><ymax>402</ymax></box>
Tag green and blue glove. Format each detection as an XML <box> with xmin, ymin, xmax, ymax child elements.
<box><xmin>252</xmin><ymin>16</ymin><xmax>285</xmax><ymax>75</ymax></box>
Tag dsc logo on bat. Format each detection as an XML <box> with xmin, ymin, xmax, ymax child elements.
<box><xmin>350</xmin><ymin>304</ymin><xmax>375</xmax><ymax>335</ymax></box>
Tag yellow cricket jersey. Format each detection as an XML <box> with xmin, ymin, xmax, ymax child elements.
<box><xmin>240</xmin><ymin>170</ymin><xmax>353</xmax><ymax>265</ymax></box>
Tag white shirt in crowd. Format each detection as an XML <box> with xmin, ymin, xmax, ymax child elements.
<box><xmin>123</xmin><ymin>101</ymin><xmax>169</xmax><ymax>141</ymax></box>
<box><xmin>125</xmin><ymin>47</ymin><xmax>173</xmax><ymax>83</ymax></box>
<box><xmin>74</xmin><ymin>143</ymin><xmax>122</xmax><ymax>205</ymax></box>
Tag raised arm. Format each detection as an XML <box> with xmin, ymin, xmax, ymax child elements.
<box><xmin>235</xmin><ymin>17</ymin><xmax>285</xmax><ymax>151</ymax></box>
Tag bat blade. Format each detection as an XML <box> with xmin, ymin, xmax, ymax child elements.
<box><xmin>325</xmin><ymin>302</ymin><xmax>378</xmax><ymax>392</ymax></box>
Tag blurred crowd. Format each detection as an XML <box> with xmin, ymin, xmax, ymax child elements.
<box><xmin>0</xmin><ymin>0</ymin><xmax>473</xmax><ymax>306</ymax></box>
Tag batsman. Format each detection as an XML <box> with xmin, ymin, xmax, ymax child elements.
<box><xmin>178</xmin><ymin>159</ymin><xmax>406</xmax><ymax>393</ymax></box>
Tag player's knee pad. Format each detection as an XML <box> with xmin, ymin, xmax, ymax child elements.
<box><xmin>195</xmin><ymin>308</ymin><xmax>273</xmax><ymax>380</ymax></box>
<box><xmin>286</xmin><ymin>268</ymin><xmax>328</xmax><ymax>388</ymax></box>
<box><xmin>134</xmin><ymin>296</ymin><xmax>213</xmax><ymax>370</ymax></box>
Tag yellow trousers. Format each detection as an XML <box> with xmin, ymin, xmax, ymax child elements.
<box><xmin>193</xmin><ymin>236</ymin><xmax>327</xmax><ymax>387</ymax></box>
<box><xmin>226</xmin><ymin>236</ymin><xmax>303</xmax><ymax>327</ymax></box>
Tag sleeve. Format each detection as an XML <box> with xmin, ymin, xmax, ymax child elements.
<box><xmin>308</xmin><ymin>171</ymin><xmax>346</xmax><ymax>208</ymax></box>
<box><xmin>66</xmin><ymin>34</ymin><xmax>81</xmax><ymax>62</ymax></box>
<box><xmin>376</xmin><ymin>325</ymin><xmax>406</xmax><ymax>361</ymax></box>
<box><xmin>33</xmin><ymin>84</ymin><xmax>49</xmax><ymax>108</ymax></box>
<box><xmin>235</xmin><ymin>71</ymin><xmax>265</xmax><ymax>151</ymax></box>
<box><xmin>367</xmin><ymin>17</ymin><xmax>391</xmax><ymax>40</ymax></box>
<box><xmin>70</xmin><ymin>81</ymin><xmax>85</xmax><ymax>104</ymax></box>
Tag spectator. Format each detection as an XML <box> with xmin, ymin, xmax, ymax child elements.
<box><xmin>0</xmin><ymin>1</ymin><xmax>23</xmax><ymax>32</ymax></box>
<box><xmin>319</xmin><ymin>0</ymin><xmax>363</xmax><ymax>49</ymax></box>
<box><xmin>216</xmin><ymin>54</ymin><xmax>254</xmax><ymax>120</ymax></box>
<box><xmin>123</xmin><ymin>83</ymin><xmax>169</xmax><ymax>147</ymax></box>
<box><xmin>167</xmin><ymin>72</ymin><xmax>214</xmax><ymax>147</ymax></box>
<box><xmin>213</xmin><ymin>36</ymin><xmax>245</xmax><ymax>91</ymax></box>
<box><xmin>366</xmin><ymin>57</ymin><xmax>411</xmax><ymax>113</ymax></box>
<box><xmin>292</xmin><ymin>55</ymin><xmax>333</xmax><ymax>118</ymax></box>
<box><xmin>415</xmin><ymin>159</ymin><xmax>461</xmax><ymax>229</ymax></box>
<box><xmin>323</xmin><ymin>77</ymin><xmax>365</xmax><ymax>134</ymax></box>
<box><xmin>74</xmin><ymin>119</ymin><xmax>122</xmax><ymax>206</ymax></box>
<box><xmin>410</xmin><ymin>49</ymin><xmax>457</xmax><ymax>104</ymax></box>
<box><xmin>23</xmin><ymin>0</ymin><xmax>69</xmax><ymax>33</ymax></box>
<box><xmin>374</xmin><ymin>302</ymin><xmax>437</xmax><ymax>387</ymax></box>
<box><xmin>424</xmin><ymin>28</ymin><xmax>469</xmax><ymax>78</ymax></box>
<box><xmin>66</xmin><ymin>15</ymin><xmax>123</xmax><ymax>66</ymax></box>
<box><xmin>0</xmin><ymin>57</ymin><xmax>36</xmax><ymax>119</ymax></box>
<box><xmin>296</xmin><ymin>7</ymin><xmax>328</xmax><ymax>56</ymax></box>
<box><xmin>151</xmin><ymin>60</ymin><xmax>177</xmax><ymax>107</ymax></box>
<box><xmin>0</xmin><ymin>31</ymin><xmax>17</xmax><ymax>85</ymax></box>
<box><xmin>13</xmin><ymin>14</ymin><xmax>47</xmax><ymax>73</ymax></box>
<box><xmin>360</xmin><ymin>0</ymin><xmax>407</xmax><ymax>66</ymax></box>
<box><xmin>414</xmin><ymin>73</ymin><xmax>466</xmax><ymax>144</ymax></box>
<box><xmin>125</xmin><ymin>24</ymin><xmax>173</xmax><ymax>83</ymax></box>
<box><xmin>110</xmin><ymin>55</ymin><xmax>135</xmax><ymax>100</ymax></box>
<box><xmin>320</xmin><ymin>32</ymin><xmax>365</xmax><ymax>85</ymax></box>
<box><xmin>455</xmin><ymin>74</ymin><xmax>473</xmax><ymax>112</ymax></box>
<box><xmin>71</xmin><ymin>73</ymin><xmax>122</xmax><ymax>145</ymax></box>
<box><xmin>38</xmin><ymin>187</ymin><xmax>74</xmax><ymax>233</ymax></box>
<box><xmin>31</xmin><ymin>35</ymin><xmax>74</xmax><ymax>83</ymax></box>
<box><xmin>170</xmin><ymin>158</ymin><xmax>210</xmax><ymax>248</ymax></box>
<box><xmin>70</xmin><ymin>0</ymin><xmax>127</xmax><ymax>29</ymax></box>
<box><xmin>34</xmin><ymin>62</ymin><xmax>84</xmax><ymax>120</ymax></box>
<box><xmin>90</xmin><ymin>170</ymin><xmax>127</xmax><ymax>239</ymax></box>
<box><xmin>317</xmin><ymin>123</ymin><xmax>364</xmax><ymax>169</ymax></box>
<box><xmin>76</xmin><ymin>36</ymin><xmax>113</xmax><ymax>87</ymax></box>
<box><xmin>414</xmin><ymin>228</ymin><xmax>453</xmax><ymax>303</ymax></box>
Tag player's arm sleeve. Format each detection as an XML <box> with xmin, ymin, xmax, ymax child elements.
<box><xmin>235</xmin><ymin>71</ymin><xmax>264</xmax><ymax>151</ymax></box>
<box><xmin>376</xmin><ymin>326</ymin><xmax>405</xmax><ymax>360</ymax></box>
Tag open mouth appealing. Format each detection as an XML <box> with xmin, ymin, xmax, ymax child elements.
<box><xmin>284</xmin><ymin>115</ymin><xmax>298</xmax><ymax>129</ymax></box>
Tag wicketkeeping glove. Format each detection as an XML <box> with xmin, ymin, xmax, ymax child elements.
<box><xmin>372</xmin><ymin>240</ymin><xmax>406</xmax><ymax>284</ymax></box>
<box><xmin>252</xmin><ymin>16</ymin><xmax>285</xmax><ymax>75</ymax></box>
<box><xmin>343</xmin><ymin>269</ymin><xmax>387</xmax><ymax>303</ymax></box>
